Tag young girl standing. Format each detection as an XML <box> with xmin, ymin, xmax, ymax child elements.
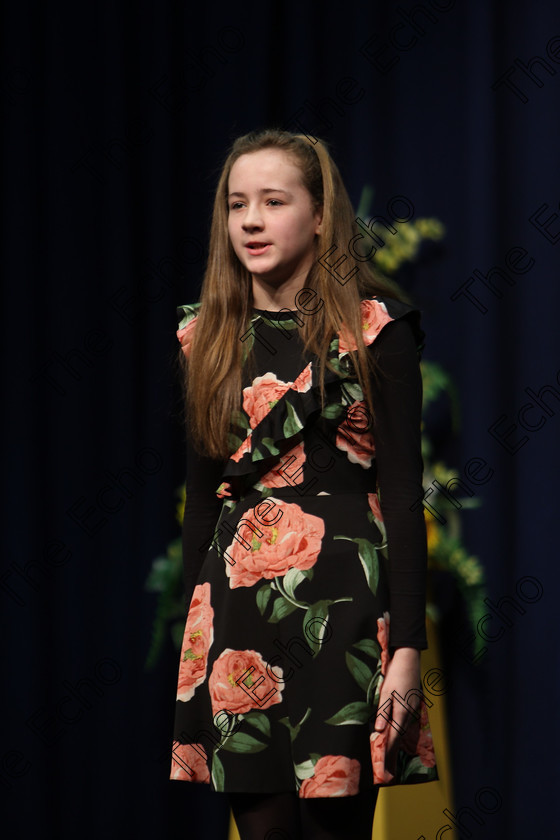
<box><xmin>170</xmin><ymin>129</ymin><xmax>438</xmax><ymax>839</ymax></box>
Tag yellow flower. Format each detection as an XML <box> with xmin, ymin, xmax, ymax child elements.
<box><xmin>415</xmin><ymin>218</ymin><xmax>446</xmax><ymax>239</ymax></box>
<box><xmin>425</xmin><ymin>515</ymin><xmax>441</xmax><ymax>555</ymax></box>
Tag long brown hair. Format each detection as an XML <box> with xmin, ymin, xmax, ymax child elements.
<box><xmin>182</xmin><ymin>128</ymin><xmax>411</xmax><ymax>459</ymax></box>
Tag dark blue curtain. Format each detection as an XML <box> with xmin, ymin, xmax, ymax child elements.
<box><xmin>3</xmin><ymin>1</ymin><xmax>559</xmax><ymax>837</ymax></box>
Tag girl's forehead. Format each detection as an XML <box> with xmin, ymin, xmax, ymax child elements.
<box><xmin>229</xmin><ymin>148</ymin><xmax>302</xmax><ymax>183</ymax></box>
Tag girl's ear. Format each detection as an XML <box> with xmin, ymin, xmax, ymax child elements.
<box><xmin>314</xmin><ymin>205</ymin><xmax>323</xmax><ymax>235</ymax></box>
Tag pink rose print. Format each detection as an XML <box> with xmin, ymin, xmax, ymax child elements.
<box><xmin>367</xmin><ymin>492</ymin><xmax>383</xmax><ymax>522</ymax></box>
<box><xmin>231</xmin><ymin>434</ymin><xmax>252</xmax><ymax>463</ymax></box>
<box><xmin>208</xmin><ymin>648</ymin><xmax>283</xmax><ymax>717</ymax></box>
<box><xmin>376</xmin><ymin>611</ymin><xmax>390</xmax><ymax>677</ymax></box>
<box><xmin>260</xmin><ymin>441</ymin><xmax>306</xmax><ymax>488</ymax></box>
<box><xmin>338</xmin><ymin>299</ymin><xmax>393</xmax><ymax>353</ymax></box>
<box><xmin>170</xmin><ymin>741</ymin><xmax>211</xmax><ymax>783</ymax></box>
<box><xmin>176</xmin><ymin>317</ymin><xmax>198</xmax><ymax>360</ymax></box>
<box><xmin>299</xmin><ymin>755</ymin><xmax>361</xmax><ymax>798</ymax></box>
<box><xmin>369</xmin><ymin>730</ymin><xmax>395</xmax><ymax>785</ymax></box>
<box><xmin>336</xmin><ymin>401</ymin><xmax>375</xmax><ymax>468</ymax></box>
<box><xmin>400</xmin><ymin>701</ymin><xmax>437</xmax><ymax>768</ymax></box>
<box><xmin>177</xmin><ymin>583</ymin><xmax>214</xmax><ymax>702</ymax></box>
<box><xmin>225</xmin><ymin>498</ymin><xmax>324</xmax><ymax>588</ymax></box>
<box><xmin>243</xmin><ymin>373</ymin><xmax>292</xmax><ymax>430</ymax></box>
<box><xmin>292</xmin><ymin>362</ymin><xmax>312</xmax><ymax>393</ymax></box>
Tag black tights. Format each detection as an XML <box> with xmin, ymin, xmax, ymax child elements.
<box><xmin>228</xmin><ymin>788</ymin><xmax>379</xmax><ymax>840</ymax></box>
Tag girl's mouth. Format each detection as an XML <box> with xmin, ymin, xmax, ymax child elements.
<box><xmin>245</xmin><ymin>243</ymin><xmax>271</xmax><ymax>256</ymax></box>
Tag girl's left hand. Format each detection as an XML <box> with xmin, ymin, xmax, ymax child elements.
<box><xmin>373</xmin><ymin>646</ymin><xmax>422</xmax><ymax>769</ymax></box>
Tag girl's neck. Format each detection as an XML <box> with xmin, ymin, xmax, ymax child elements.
<box><xmin>251</xmin><ymin>273</ymin><xmax>309</xmax><ymax>312</ymax></box>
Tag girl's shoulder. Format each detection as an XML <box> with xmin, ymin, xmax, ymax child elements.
<box><xmin>349</xmin><ymin>294</ymin><xmax>425</xmax><ymax>357</ymax></box>
<box><xmin>363</xmin><ymin>293</ymin><xmax>419</xmax><ymax>321</ymax></box>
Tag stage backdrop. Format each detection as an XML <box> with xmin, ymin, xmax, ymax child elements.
<box><xmin>3</xmin><ymin>1</ymin><xmax>559</xmax><ymax>838</ymax></box>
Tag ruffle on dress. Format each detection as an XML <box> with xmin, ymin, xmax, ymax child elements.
<box><xmin>176</xmin><ymin>297</ymin><xmax>424</xmax><ymax>499</ymax></box>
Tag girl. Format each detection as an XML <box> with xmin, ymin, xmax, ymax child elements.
<box><xmin>170</xmin><ymin>129</ymin><xmax>438</xmax><ymax>840</ymax></box>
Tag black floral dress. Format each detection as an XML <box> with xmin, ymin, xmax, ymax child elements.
<box><xmin>169</xmin><ymin>295</ymin><xmax>438</xmax><ymax>797</ymax></box>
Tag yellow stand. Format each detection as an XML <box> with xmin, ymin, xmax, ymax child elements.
<box><xmin>228</xmin><ymin>617</ymin><xmax>455</xmax><ymax>840</ymax></box>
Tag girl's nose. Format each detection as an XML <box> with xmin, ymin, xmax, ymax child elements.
<box><xmin>242</xmin><ymin>203</ymin><xmax>264</xmax><ymax>230</ymax></box>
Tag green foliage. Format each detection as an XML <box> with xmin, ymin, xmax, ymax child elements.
<box><xmin>143</xmin><ymin>535</ymin><xmax>186</xmax><ymax>670</ymax></box>
<box><xmin>356</xmin><ymin>184</ymin><xmax>446</xmax><ymax>277</ymax></box>
<box><xmin>420</xmin><ymin>363</ymin><xmax>487</xmax><ymax>655</ymax></box>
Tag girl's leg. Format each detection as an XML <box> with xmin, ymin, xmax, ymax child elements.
<box><xmin>298</xmin><ymin>788</ymin><xmax>379</xmax><ymax>840</ymax></box>
<box><xmin>228</xmin><ymin>791</ymin><xmax>303</xmax><ymax>840</ymax></box>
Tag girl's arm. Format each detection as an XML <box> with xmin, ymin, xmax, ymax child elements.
<box><xmin>369</xmin><ymin>315</ymin><xmax>428</xmax><ymax>759</ymax></box>
<box><xmin>181</xmin><ymin>434</ymin><xmax>227</xmax><ymax>609</ymax></box>
<box><xmin>370</xmin><ymin>316</ymin><xmax>428</xmax><ymax>653</ymax></box>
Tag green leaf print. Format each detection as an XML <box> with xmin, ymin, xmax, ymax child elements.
<box><xmin>366</xmin><ymin>665</ymin><xmax>382</xmax><ymax>705</ymax></box>
<box><xmin>320</xmin><ymin>403</ymin><xmax>344</xmax><ymax>420</ymax></box>
<box><xmin>268</xmin><ymin>598</ymin><xmax>300</xmax><ymax>623</ymax></box>
<box><xmin>345</xmin><ymin>652</ymin><xmax>375</xmax><ymax>693</ymax></box>
<box><xmin>400</xmin><ymin>756</ymin><xmax>436</xmax><ymax>781</ymax></box>
<box><xmin>324</xmin><ymin>701</ymin><xmax>372</xmax><ymax>726</ymax></box>
<box><xmin>333</xmin><ymin>535</ymin><xmax>380</xmax><ymax>594</ymax></box>
<box><xmin>341</xmin><ymin>382</ymin><xmax>364</xmax><ymax>402</ymax></box>
<box><xmin>302</xmin><ymin>597</ymin><xmax>353</xmax><ymax>655</ymax></box>
<box><xmin>283</xmin><ymin>401</ymin><xmax>304</xmax><ymax>438</ymax></box>
<box><xmin>230</xmin><ymin>410</ymin><xmax>250</xmax><ymax>429</ymax></box>
<box><xmin>302</xmin><ymin>600</ymin><xmax>330</xmax><ymax>656</ymax></box>
<box><xmin>227</xmin><ymin>432</ymin><xmax>245</xmax><ymax>454</ymax></box>
<box><xmin>294</xmin><ymin>759</ymin><xmax>316</xmax><ymax>780</ymax></box>
<box><xmin>211</xmin><ymin>752</ymin><xmax>225</xmax><ymax>792</ymax></box>
<box><xmin>366</xmin><ymin>511</ymin><xmax>388</xmax><ymax>553</ymax></box>
<box><xmin>219</xmin><ymin>731</ymin><xmax>268</xmax><ymax>754</ymax></box>
<box><xmin>279</xmin><ymin>707</ymin><xmax>311</xmax><ymax>742</ymax></box>
<box><xmin>328</xmin><ymin>356</ymin><xmax>345</xmax><ymax>375</ymax></box>
<box><xmin>252</xmin><ymin>445</ymin><xmax>266</xmax><ymax>463</ymax></box>
<box><xmin>282</xmin><ymin>567</ymin><xmax>314</xmax><ymax>600</ymax></box>
<box><xmin>243</xmin><ymin>711</ymin><xmax>272</xmax><ymax>738</ymax></box>
<box><xmin>279</xmin><ymin>716</ymin><xmax>301</xmax><ymax>742</ymax></box>
<box><xmin>220</xmin><ymin>498</ymin><xmax>238</xmax><ymax>521</ymax></box>
<box><xmin>256</xmin><ymin>583</ymin><xmax>272</xmax><ymax>616</ymax></box>
<box><xmin>261</xmin><ymin>436</ymin><xmax>281</xmax><ymax>456</ymax></box>
<box><xmin>355</xmin><ymin>539</ymin><xmax>380</xmax><ymax>594</ymax></box>
<box><xmin>260</xmin><ymin>314</ymin><xmax>299</xmax><ymax>331</ymax></box>
<box><xmin>254</xmin><ymin>483</ymin><xmax>275</xmax><ymax>498</ymax></box>
<box><xmin>352</xmin><ymin>638</ymin><xmax>382</xmax><ymax>659</ymax></box>
<box><xmin>365</xmin><ymin>510</ymin><xmax>387</xmax><ymax>547</ymax></box>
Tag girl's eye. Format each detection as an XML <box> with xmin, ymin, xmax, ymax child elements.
<box><xmin>229</xmin><ymin>199</ymin><xmax>283</xmax><ymax>210</ymax></box>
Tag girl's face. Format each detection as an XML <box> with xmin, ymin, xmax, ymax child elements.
<box><xmin>227</xmin><ymin>148</ymin><xmax>322</xmax><ymax>294</ymax></box>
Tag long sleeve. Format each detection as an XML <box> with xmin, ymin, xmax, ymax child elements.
<box><xmin>369</xmin><ymin>317</ymin><xmax>428</xmax><ymax>651</ymax></box>
<box><xmin>181</xmin><ymin>433</ymin><xmax>226</xmax><ymax>609</ymax></box>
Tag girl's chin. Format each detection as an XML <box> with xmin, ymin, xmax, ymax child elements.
<box><xmin>250</xmin><ymin>270</ymin><xmax>297</xmax><ymax>288</ymax></box>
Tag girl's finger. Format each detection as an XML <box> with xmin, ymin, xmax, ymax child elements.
<box><xmin>373</xmin><ymin>692</ymin><xmax>393</xmax><ymax>731</ymax></box>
